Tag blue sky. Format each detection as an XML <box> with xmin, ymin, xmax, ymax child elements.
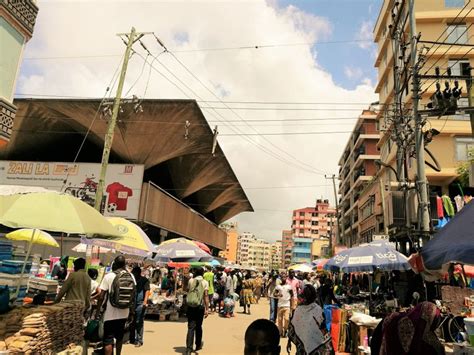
<box><xmin>279</xmin><ymin>0</ymin><xmax>382</xmax><ymax>90</ymax></box>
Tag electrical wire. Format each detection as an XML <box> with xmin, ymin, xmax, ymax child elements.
<box><xmin>124</xmin><ymin>53</ymin><xmax>149</xmax><ymax>98</ymax></box>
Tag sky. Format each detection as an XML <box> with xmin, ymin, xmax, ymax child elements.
<box><xmin>16</xmin><ymin>0</ymin><xmax>382</xmax><ymax>242</ymax></box>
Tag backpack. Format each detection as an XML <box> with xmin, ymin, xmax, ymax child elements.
<box><xmin>187</xmin><ymin>278</ymin><xmax>205</xmax><ymax>308</ymax></box>
<box><xmin>109</xmin><ymin>270</ymin><xmax>136</xmax><ymax>309</ymax></box>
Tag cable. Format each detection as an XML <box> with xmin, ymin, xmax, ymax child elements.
<box><xmin>165</xmin><ymin>48</ymin><xmax>331</xmax><ymax>175</ymax></box>
<box><xmin>135</xmin><ymin>50</ymin><xmax>329</xmax><ymax>176</ymax></box>
<box><xmin>124</xmin><ymin>53</ymin><xmax>149</xmax><ymax>98</ymax></box>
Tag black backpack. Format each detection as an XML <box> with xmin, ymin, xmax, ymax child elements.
<box><xmin>109</xmin><ymin>270</ymin><xmax>136</xmax><ymax>309</ymax></box>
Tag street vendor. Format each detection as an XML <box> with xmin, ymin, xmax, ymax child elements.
<box><xmin>54</xmin><ymin>257</ymin><xmax>90</xmax><ymax>310</ymax></box>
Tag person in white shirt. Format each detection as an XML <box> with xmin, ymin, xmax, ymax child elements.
<box><xmin>273</xmin><ymin>273</ymin><xmax>293</xmax><ymax>338</ymax></box>
<box><xmin>95</xmin><ymin>256</ymin><xmax>136</xmax><ymax>355</ymax></box>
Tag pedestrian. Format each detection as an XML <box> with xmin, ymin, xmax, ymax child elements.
<box><xmin>225</xmin><ymin>269</ymin><xmax>234</xmax><ymax>298</ymax></box>
<box><xmin>185</xmin><ymin>267</ymin><xmax>209</xmax><ymax>355</ymax></box>
<box><xmin>254</xmin><ymin>274</ymin><xmax>263</xmax><ymax>303</ymax></box>
<box><xmin>96</xmin><ymin>255</ymin><xmax>136</xmax><ymax>355</ymax></box>
<box><xmin>203</xmin><ymin>267</ymin><xmax>215</xmax><ymax>313</ymax></box>
<box><xmin>274</xmin><ymin>273</ymin><xmax>293</xmax><ymax>338</ymax></box>
<box><xmin>267</xmin><ymin>273</ymin><xmax>280</xmax><ymax>323</ymax></box>
<box><xmin>55</xmin><ymin>257</ymin><xmax>91</xmax><ymax>310</ymax></box>
<box><xmin>223</xmin><ymin>292</ymin><xmax>239</xmax><ymax>318</ymax></box>
<box><xmin>287</xmin><ymin>284</ymin><xmax>332</xmax><ymax>355</ymax></box>
<box><xmin>286</xmin><ymin>270</ymin><xmax>301</xmax><ymax>312</ymax></box>
<box><xmin>130</xmin><ymin>266</ymin><xmax>150</xmax><ymax>347</ymax></box>
<box><xmin>88</xmin><ymin>268</ymin><xmax>99</xmax><ymax>296</ymax></box>
<box><xmin>241</xmin><ymin>272</ymin><xmax>256</xmax><ymax>315</ymax></box>
<box><xmin>244</xmin><ymin>319</ymin><xmax>281</xmax><ymax>355</ymax></box>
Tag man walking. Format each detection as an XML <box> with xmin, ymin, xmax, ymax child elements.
<box><xmin>96</xmin><ymin>255</ymin><xmax>136</xmax><ymax>355</ymax></box>
<box><xmin>274</xmin><ymin>273</ymin><xmax>293</xmax><ymax>338</ymax></box>
<box><xmin>203</xmin><ymin>267</ymin><xmax>215</xmax><ymax>313</ymax></box>
<box><xmin>55</xmin><ymin>257</ymin><xmax>91</xmax><ymax>310</ymax></box>
<box><xmin>186</xmin><ymin>267</ymin><xmax>209</xmax><ymax>355</ymax></box>
<box><xmin>130</xmin><ymin>266</ymin><xmax>150</xmax><ymax>347</ymax></box>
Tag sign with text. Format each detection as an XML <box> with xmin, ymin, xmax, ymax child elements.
<box><xmin>0</xmin><ymin>160</ymin><xmax>144</xmax><ymax>219</ymax></box>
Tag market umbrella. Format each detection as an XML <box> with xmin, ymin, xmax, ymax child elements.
<box><xmin>153</xmin><ymin>238</ymin><xmax>212</xmax><ymax>262</ymax></box>
<box><xmin>193</xmin><ymin>240</ymin><xmax>211</xmax><ymax>254</ymax></box>
<box><xmin>72</xmin><ymin>243</ymin><xmax>112</xmax><ymax>253</ymax></box>
<box><xmin>168</xmin><ymin>261</ymin><xmax>211</xmax><ymax>269</ymax></box>
<box><xmin>324</xmin><ymin>241</ymin><xmax>411</xmax><ymax>273</ymax></box>
<box><xmin>421</xmin><ymin>200</ymin><xmax>474</xmax><ymax>269</ymax></box>
<box><xmin>5</xmin><ymin>228</ymin><xmax>60</xmax><ymax>296</ymax></box>
<box><xmin>80</xmin><ymin>217</ymin><xmax>154</xmax><ymax>257</ymax></box>
<box><xmin>288</xmin><ymin>263</ymin><xmax>313</xmax><ymax>273</ymax></box>
<box><xmin>311</xmin><ymin>258</ymin><xmax>328</xmax><ymax>271</ymax></box>
<box><xmin>210</xmin><ymin>259</ymin><xmax>221</xmax><ymax>267</ymax></box>
<box><xmin>6</xmin><ymin>229</ymin><xmax>59</xmax><ymax>248</ymax></box>
<box><xmin>0</xmin><ymin>191</ymin><xmax>121</xmax><ymax>237</ymax></box>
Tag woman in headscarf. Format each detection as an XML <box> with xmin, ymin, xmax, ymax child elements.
<box><xmin>370</xmin><ymin>301</ymin><xmax>445</xmax><ymax>355</ymax></box>
<box><xmin>287</xmin><ymin>284</ymin><xmax>333</xmax><ymax>355</ymax></box>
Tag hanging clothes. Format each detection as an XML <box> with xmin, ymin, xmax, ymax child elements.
<box><xmin>454</xmin><ymin>195</ymin><xmax>464</xmax><ymax>212</ymax></box>
<box><xmin>436</xmin><ymin>196</ymin><xmax>444</xmax><ymax>218</ymax></box>
<box><xmin>441</xmin><ymin>195</ymin><xmax>455</xmax><ymax>217</ymax></box>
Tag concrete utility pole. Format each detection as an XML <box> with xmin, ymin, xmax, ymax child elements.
<box><xmin>325</xmin><ymin>174</ymin><xmax>340</xmax><ymax>252</ymax></box>
<box><xmin>94</xmin><ymin>27</ymin><xmax>137</xmax><ymax>213</ymax></box>
<box><xmin>409</xmin><ymin>0</ymin><xmax>431</xmax><ymax>240</ymax></box>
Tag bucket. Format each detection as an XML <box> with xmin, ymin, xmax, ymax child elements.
<box><xmin>464</xmin><ymin>317</ymin><xmax>474</xmax><ymax>345</ymax></box>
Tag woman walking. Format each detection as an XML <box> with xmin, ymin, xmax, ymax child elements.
<box><xmin>241</xmin><ymin>272</ymin><xmax>256</xmax><ymax>315</ymax></box>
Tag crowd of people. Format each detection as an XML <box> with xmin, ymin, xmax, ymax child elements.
<box><xmin>50</xmin><ymin>256</ymin><xmax>452</xmax><ymax>355</ymax></box>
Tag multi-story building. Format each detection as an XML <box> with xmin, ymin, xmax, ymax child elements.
<box><xmin>290</xmin><ymin>199</ymin><xmax>336</xmax><ymax>263</ymax></box>
<box><xmin>0</xmin><ymin>0</ymin><xmax>38</xmax><ymax>146</ymax></box>
<box><xmin>338</xmin><ymin>108</ymin><xmax>380</xmax><ymax>247</ymax></box>
<box><xmin>281</xmin><ymin>230</ymin><xmax>293</xmax><ymax>269</ymax></box>
<box><xmin>237</xmin><ymin>232</ymin><xmax>270</xmax><ymax>270</ymax></box>
<box><xmin>219</xmin><ymin>222</ymin><xmax>238</xmax><ymax>262</ymax></box>
<box><xmin>373</xmin><ymin>0</ymin><xmax>474</xmax><ymax>252</ymax></box>
<box><xmin>270</xmin><ymin>240</ymin><xmax>282</xmax><ymax>270</ymax></box>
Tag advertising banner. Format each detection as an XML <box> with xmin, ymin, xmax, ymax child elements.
<box><xmin>0</xmin><ymin>160</ymin><xmax>144</xmax><ymax>219</ymax></box>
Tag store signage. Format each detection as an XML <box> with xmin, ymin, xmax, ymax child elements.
<box><xmin>347</xmin><ymin>256</ymin><xmax>373</xmax><ymax>265</ymax></box>
<box><xmin>0</xmin><ymin>160</ymin><xmax>144</xmax><ymax>219</ymax></box>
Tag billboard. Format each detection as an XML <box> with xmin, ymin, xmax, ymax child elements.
<box><xmin>0</xmin><ymin>160</ymin><xmax>144</xmax><ymax>220</ymax></box>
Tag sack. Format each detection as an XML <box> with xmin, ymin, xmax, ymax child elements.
<box><xmin>85</xmin><ymin>317</ymin><xmax>104</xmax><ymax>342</ymax></box>
<box><xmin>110</xmin><ymin>270</ymin><xmax>136</xmax><ymax>309</ymax></box>
<box><xmin>187</xmin><ymin>279</ymin><xmax>205</xmax><ymax>307</ymax></box>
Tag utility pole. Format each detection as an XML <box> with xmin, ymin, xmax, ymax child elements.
<box><xmin>409</xmin><ymin>0</ymin><xmax>431</xmax><ymax>242</ymax></box>
<box><xmin>94</xmin><ymin>27</ymin><xmax>138</xmax><ymax>213</ymax></box>
<box><xmin>325</xmin><ymin>174</ymin><xmax>340</xmax><ymax>253</ymax></box>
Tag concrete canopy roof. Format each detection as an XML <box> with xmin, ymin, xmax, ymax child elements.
<box><xmin>2</xmin><ymin>98</ymin><xmax>253</xmax><ymax>224</ymax></box>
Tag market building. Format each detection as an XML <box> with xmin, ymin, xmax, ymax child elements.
<box><xmin>337</xmin><ymin>108</ymin><xmax>380</xmax><ymax>247</ymax></box>
<box><xmin>374</xmin><ymin>0</ymin><xmax>474</xmax><ymax>252</ymax></box>
<box><xmin>0</xmin><ymin>0</ymin><xmax>38</xmax><ymax>147</ymax></box>
<box><xmin>0</xmin><ymin>98</ymin><xmax>253</xmax><ymax>255</ymax></box>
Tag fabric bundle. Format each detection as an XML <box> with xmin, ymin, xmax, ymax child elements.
<box><xmin>0</xmin><ymin>301</ymin><xmax>84</xmax><ymax>353</ymax></box>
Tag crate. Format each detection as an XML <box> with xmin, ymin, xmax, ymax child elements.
<box><xmin>0</xmin><ymin>260</ymin><xmax>32</xmax><ymax>274</ymax></box>
<box><xmin>0</xmin><ymin>272</ymin><xmax>29</xmax><ymax>287</ymax></box>
<box><xmin>28</xmin><ymin>277</ymin><xmax>58</xmax><ymax>292</ymax></box>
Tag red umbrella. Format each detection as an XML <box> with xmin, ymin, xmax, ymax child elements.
<box><xmin>193</xmin><ymin>240</ymin><xmax>211</xmax><ymax>254</ymax></box>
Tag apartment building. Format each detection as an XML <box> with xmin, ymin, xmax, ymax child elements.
<box><xmin>338</xmin><ymin>109</ymin><xmax>381</xmax><ymax>247</ymax></box>
<box><xmin>281</xmin><ymin>230</ymin><xmax>293</xmax><ymax>269</ymax></box>
<box><xmin>270</xmin><ymin>240</ymin><xmax>282</xmax><ymax>270</ymax></box>
<box><xmin>237</xmin><ymin>232</ymin><xmax>270</xmax><ymax>270</ymax></box>
<box><xmin>373</xmin><ymin>0</ymin><xmax>474</xmax><ymax>250</ymax></box>
<box><xmin>290</xmin><ymin>199</ymin><xmax>336</xmax><ymax>263</ymax></box>
<box><xmin>219</xmin><ymin>222</ymin><xmax>239</xmax><ymax>262</ymax></box>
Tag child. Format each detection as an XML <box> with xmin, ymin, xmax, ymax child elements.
<box><xmin>223</xmin><ymin>293</ymin><xmax>239</xmax><ymax>318</ymax></box>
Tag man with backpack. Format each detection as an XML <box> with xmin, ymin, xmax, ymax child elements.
<box><xmin>186</xmin><ymin>267</ymin><xmax>209</xmax><ymax>355</ymax></box>
<box><xmin>96</xmin><ymin>255</ymin><xmax>136</xmax><ymax>355</ymax></box>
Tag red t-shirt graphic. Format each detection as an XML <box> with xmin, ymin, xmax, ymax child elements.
<box><xmin>106</xmin><ymin>182</ymin><xmax>133</xmax><ymax>211</ymax></box>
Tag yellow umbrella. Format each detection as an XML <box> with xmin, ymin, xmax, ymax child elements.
<box><xmin>6</xmin><ymin>229</ymin><xmax>60</xmax><ymax>248</ymax></box>
<box><xmin>5</xmin><ymin>228</ymin><xmax>60</xmax><ymax>297</ymax></box>
<box><xmin>288</xmin><ymin>263</ymin><xmax>313</xmax><ymax>273</ymax></box>
<box><xmin>81</xmin><ymin>217</ymin><xmax>154</xmax><ymax>257</ymax></box>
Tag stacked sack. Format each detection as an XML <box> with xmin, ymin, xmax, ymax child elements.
<box><xmin>0</xmin><ymin>301</ymin><xmax>84</xmax><ymax>354</ymax></box>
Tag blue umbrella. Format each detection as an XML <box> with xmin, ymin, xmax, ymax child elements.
<box><xmin>210</xmin><ymin>259</ymin><xmax>221</xmax><ymax>267</ymax></box>
<box><xmin>422</xmin><ymin>200</ymin><xmax>474</xmax><ymax>269</ymax></box>
<box><xmin>324</xmin><ymin>241</ymin><xmax>411</xmax><ymax>273</ymax></box>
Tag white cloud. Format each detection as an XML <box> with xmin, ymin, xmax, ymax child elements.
<box><xmin>344</xmin><ymin>65</ymin><xmax>363</xmax><ymax>80</ymax></box>
<box><xmin>17</xmin><ymin>0</ymin><xmax>376</xmax><ymax>241</ymax></box>
<box><xmin>356</xmin><ymin>20</ymin><xmax>374</xmax><ymax>50</ymax></box>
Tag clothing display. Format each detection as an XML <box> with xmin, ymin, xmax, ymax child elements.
<box><xmin>454</xmin><ymin>195</ymin><xmax>464</xmax><ymax>212</ymax></box>
<box><xmin>442</xmin><ymin>195</ymin><xmax>455</xmax><ymax>217</ymax></box>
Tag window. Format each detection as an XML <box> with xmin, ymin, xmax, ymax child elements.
<box><xmin>299</xmin><ymin>212</ymin><xmax>305</xmax><ymax>216</ymax></box>
<box><xmin>447</xmin><ymin>24</ymin><xmax>468</xmax><ymax>44</ymax></box>
<box><xmin>311</xmin><ymin>221</ymin><xmax>319</xmax><ymax>226</ymax></box>
<box><xmin>299</xmin><ymin>229</ymin><xmax>304</xmax><ymax>233</ymax></box>
<box><xmin>455</xmin><ymin>137</ymin><xmax>474</xmax><ymax>160</ymax></box>
<box><xmin>448</xmin><ymin>59</ymin><xmax>470</xmax><ymax>76</ymax></box>
<box><xmin>445</xmin><ymin>0</ymin><xmax>465</xmax><ymax>7</ymax></box>
<box><xmin>311</xmin><ymin>230</ymin><xmax>318</xmax><ymax>235</ymax></box>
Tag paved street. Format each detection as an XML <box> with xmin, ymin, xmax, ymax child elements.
<box><xmin>124</xmin><ymin>299</ymin><xmax>271</xmax><ymax>355</ymax></box>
